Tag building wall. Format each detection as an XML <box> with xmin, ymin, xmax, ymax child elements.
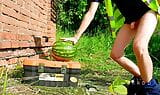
<box><xmin>0</xmin><ymin>0</ymin><xmax>56</xmax><ymax>65</ymax></box>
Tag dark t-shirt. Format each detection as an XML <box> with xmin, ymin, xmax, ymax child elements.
<box><xmin>90</xmin><ymin>0</ymin><xmax>150</xmax><ymax>24</ymax></box>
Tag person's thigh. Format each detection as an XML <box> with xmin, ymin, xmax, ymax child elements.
<box><xmin>111</xmin><ymin>24</ymin><xmax>135</xmax><ymax>57</ymax></box>
<box><xmin>134</xmin><ymin>10</ymin><xmax>157</xmax><ymax>48</ymax></box>
<box><xmin>133</xmin><ymin>10</ymin><xmax>157</xmax><ymax>82</ymax></box>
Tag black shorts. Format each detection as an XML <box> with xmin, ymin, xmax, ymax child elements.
<box><xmin>90</xmin><ymin>0</ymin><xmax>103</xmax><ymax>3</ymax></box>
<box><xmin>90</xmin><ymin>0</ymin><xmax>150</xmax><ymax>24</ymax></box>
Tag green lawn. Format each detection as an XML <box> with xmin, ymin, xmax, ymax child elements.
<box><xmin>0</xmin><ymin>31</ymin><xmax>160</xmax><ymax>95</ymax></box>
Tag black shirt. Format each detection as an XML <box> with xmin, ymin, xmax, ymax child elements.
<box><xmin>90</xmin><ymin>0</ymin><xmax>150</xmax><ymax>24</ymax></box>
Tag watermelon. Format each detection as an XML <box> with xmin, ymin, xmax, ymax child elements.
<box><xmin>52</xmin><ymin>41</ymin><xmax>76</xmax><ymax>61</ymax></box>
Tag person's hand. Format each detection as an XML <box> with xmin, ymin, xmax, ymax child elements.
<box><xmin>61</xmin><ymin>37</ymin><xmax>78</xmax><ymax>44</ymax></box>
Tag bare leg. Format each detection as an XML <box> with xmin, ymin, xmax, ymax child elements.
<box><xmin>110</xmin><ymin>24</ymin><xmax>140</xmax><ymax>77</ymax></box>
<box><xmin>133</xmin><ymin>11</ymin><xmax>157</xmax><ymax>83</ymax></box>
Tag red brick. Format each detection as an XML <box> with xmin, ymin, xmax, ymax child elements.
<box><xmin>38</xmin><ymin>7</ymin><xmax>45</xmax><ymax>16</ymax></box>
<box><xmin>40</xmin><ymin>13</ymin><xmax>47</xmax><ymax>20</ymax></box>
<box><xmin>30</xmin><ymin>3</ymin><xmax>36</xmax><ymax>12</ymax></box>
<box><xmin>27</xmin><ymin>25</ymin><xmax>34</xmax><ymax>31</ymax></box>
<box><xmin>33</xmin><ymin>32</ymin><xmax>42</xmax><ymax>37</ymax></box>
<box><xmin>8</xmin><ymin>58</ymin><xmax>18</xmax><ymax>64</ymax></box>
<box><xmin>3</xmin><ymin>23</ymin><xmax>19</xmax><ymax>33</ymax></box>
<box><xmin>19</xmin><ymin>28</ymin><xmax>33</xmax><ymax>36</ymax></box>
<box><xmin>0</xmin><ymin>51</ymin><xmax>13</xmax><ymax>58</ymax></box>
<box><xmin>0</xmin><ymin>60</ymin><xmax>9</xmax><ymax>65</ymax></box>
<box><xmin>1</xmin><ymin>5</ymin><xmax>30</xmax><ymax>23</ymax></box>
<box><xmin>29</xmin><ymin>54</ymin><xmax>40</xmax><ymax>59</ymax></box>
<box><xmin>30</xmin><ymin>12</ymin><xmax>39</xmax><ymax>21</ymax></box>
<box><xmin>48</xmin><ymin>37</ymin><xmax>55</xmax><ymax>43</ymax></box>
<box><xmin>19</xmin><ymin>57</ymin><xmax>28</xmax><ymax>62</ymax></box>
<box><xmin>31</xmin><ymin>0</ymin><xmax>44</xmax><ymax>10</ymax></box>
<box><xmin>43</xmin><ymin>0</ymin><xmax>48</xmax><ymax>3</ymax></box>
<box><xmin>0</xmin><ymin>14</ymin><xmax>18</xmax><ymax>26</ymax></box>
<box><xmin>43</xmin><ymin>2</ymin><xmax>49</xmax><ymax>9</ymax></box>
<box><xmin>9</xmin><ymin>33</ymin><xmax>18</xmax><ymax>40</ymax></box>
<box><xmin>33</xmin><ymin>6</ymin><xmax>40</xmax><ymax>16</ymax></box>
<box><xmin>29</xmin><ymin>42</ymin><xmax>36</xmax><ymax>47</ymax></box>
<box><xmin>0</xmin><ymin>3</ymin><xmax>2</xmax><ymax>14</ymax></box>
<box><xmin>0</xmin><ymin>22</ymin><xmax>2</xmax><ymax>32</ymax></box>
<box><xmin>33</xmin><ymin>25</ymin><xmax>39</xmax><ymax>32</ymax></box>
<box><xmin>0</xmin><ymin>41</ymin><xmax>11</xmax><ymax>49</ymax></box>
<box><xmin>29</xmin><ymin>1</ymin><xmax>35</xmax><ymax>10</ymax></box>
<box><xmin>18</xmin><ymin>21</ymin><xmax>28</xmax><ymax>28</ymax></box>
<box><xmin>30</xmin><ymin>19</ymin><xmax>39</xmax><ymax>26</ymax></box>
<box><xmin>11</xmin><ymin>41</ymin><xmax>19</xmax><ymax>48</ymax></box>
<box><xmin>40</xmin><ymin>21</ymin><xmax>47</xmax><ymax>28</ymax></box>
<box><xmin>28</xmin><ymin>29</ymin><xmax>35</xmax><ymax>35</ymax></box>
<box><xmin>35</xmin><ymin>26</ymin><xmax>41</xmax><ymax>32</ymax></box>
<box><xmin>42</xmin><ymin>42</ymin><xmax>52</xmax><ymax>47</ymax></box>
<box><xmin>18</xmin><ymin>41</ymin><xmax>30</xmax><ymax>47</ymax></box>
<box><xmin>23</xmin><ymin>1</ymin><xmax>30</xmax><ymax>11</ymax></box>
<box><xmin>23</xmin><ymin>48</ymin><xmax>36</xmax><ymax>55</ymax></box>
<box><xmin>11</xmin><ymin>0</ymin><xmax>17</xmax><ymax>3</ymax></box>
<box><xmin>46</xmin><ymin>31</ymin><xmax>55</xmax><ymax>38</ymax></box>
<box><xmin>17</xmin><ymin>34</ymin><xmax>33</xmax><ymax>41</ymax></box>
<box><xmin>39</xmin><ymin>0</ymin><xmax>45</xmax><ymax>5</ymax></box>
<box><xmin>17</xmin><ymin>0</ymin><xmax>24</xmax><ymax>7</ymax></box>
<box><xmin>2</xmin><ymin>5</ymin><xmax>21</xmax><ymax>20</ymax></box>
<box><xmin>18</xmin><ymin>14</ymin><xmax>30</xmax><ymax>23</ymax></box>
<box><xmin>0</xmin><ymin>32</ymin><xmax>17</xmax><ymax>40</ymax></box>
<box><xmin>28</xmin><ymin>24</ymin><xmax>37</xmax><ymax>31</ymax></box>
<box><xmin>47</xmin><ymin>24</ymin><xmax>52</xmax><ymax>30</ymax></box>
<box><xmin>0</xmin><ymin>0</ymin><xmax>3</xmax><ymax>4</ymax></box>
<box><xmin>47</xmin><ymin>3</ymin><xmax>51</xmax><ymax>9</ymax></box>
<box><xmin>2</xmin><ymin>0</ymin><xmax>20</xmax><ymax>12</ymax></box>
<box><xmin>23</xmin><ymin>0</ymin><xmax>30</xmax><ymax>8</ymax></box>
<box><xmin>42</xmin><ymin>27</ymin><xmax>46</xmax><ymax>33</ymax></box>
<box><xmin>24</xmin><ymin>0</ymin><xmax>32</xmax><ymax>5</ymax></box>
<box><xmin>26</xmin><ymin>48</ymin><xmax>36</xmax><ymax>53</ymax></box>
<box><xmin>2</xmin><ymin>6</ymin><xmax>20</xmax><ymax>19</ymax></box>
<box><xmin>20</xmin><ymin>7</ymin><xmax>30</xmax><ymax>17</ymax></box>
<box><xmin>0</xmin><ymin>0</ymin><xmax>57</xmax><ymax>65</ymax></box>
<box><xmin>48</xmin><ymin>30</ymin><xmax>56</xmax><ymax>38</ymax></box>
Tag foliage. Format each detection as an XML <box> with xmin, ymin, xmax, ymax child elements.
<box><xmin>2</xmin><ymin>69</ymin><xmax>8</xmax><ymax>95</ymax></box>
<box><xmin>149</xmin><ymin>34</ymin><xmax>160</xmax><ymax>66</ymax></box>
<box><xmin>56</xmin><ymin>29</ymin><xmax>115</xmax><ymax>71</ymax></box>
<box><xmin>125</xmin><ymin>33</ymin><xmax>160</xmax><ymax>67</ymax></box>
<box><xmin>57</xmin><ymin>0</ymin><xmax>110</xmax><ymax>35</ymax></box>
<box><xmin>0</xmin><ymin>67</ymin><xmax>8</xmax><ymax>95</ymax></box>
<box><xmin>56</xmin><ymin>0</ymin><xmax>160</xmax><ymax>67</ymax></box>
<box><xmin>108</xmin><ymin>76</ymin><xmax>129</xmax><ymax>95</ymax></box>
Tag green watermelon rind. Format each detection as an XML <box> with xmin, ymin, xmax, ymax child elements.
<box><xmin>53</xmin><ymin>50</ymin><xmax>75</xmax><ymax>57</ymax></box>
<box><xmin>52</xmin><ymin>41</ymin><xmax>76</xmax><ymax>59</ymax></box>
<box><xmin>53</xmin><ymin>49</ymin><xmax>76</xmax><ymax>55</ymax></box>
<box><xmin>53</xmin><ymin>51</ymin><xmax>75</xmax><ymax>58</ymax></box>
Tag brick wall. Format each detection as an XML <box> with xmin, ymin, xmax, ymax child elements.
<box><xmin>0</xmin><ymin>0</ymin><xmax>56</xmax><ymax>65</ymax></box>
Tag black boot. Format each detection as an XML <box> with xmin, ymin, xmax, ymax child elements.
<box><xmin>127</xmin><ymin>77</ymin><xmax>144</xmax><ymax>95</ymax></box>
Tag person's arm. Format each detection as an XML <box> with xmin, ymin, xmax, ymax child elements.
<box><xmin>74</xmin><ymin>2</ymin><xmax>99</xmax><ymax>40</ymax></box>
<box><xmin>62</xmin><ymin>2</ymin><xmax>99</xmax><ymax>44</ymax></box>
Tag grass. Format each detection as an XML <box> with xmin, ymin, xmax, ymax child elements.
<box><xmin>2</xmin><ymin>68</ymin><xmax>8</xmax><ymax>95</ymax></box>
<box><xmin>0</xmin><ymin>30</ymin><xmax>160</xmax><ymax>95</ymax></box>
<box><xmin>56</xmin><ymin>29</ymin><xmax>114</xmax><ymax>69</ymax></box>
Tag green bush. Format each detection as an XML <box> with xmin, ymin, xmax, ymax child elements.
<box><xmin>125</xmin><ymin>33</ymin><xmax>160</xmax><ymax>67</ymax></box>
<box><xmin>56</xmin><ymin>0</ymin><xmax>160</xmax><ymax>67</ymax></box>
<box><xmin>57</xmin><ymin>0</ymin><xmax>110</xmax><ymax>35</ymax></box>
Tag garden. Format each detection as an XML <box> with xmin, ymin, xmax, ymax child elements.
<box><xmin>0</xmin><ymin>0</ymin><xmax>160</xmax><ymax>95</ymax></box>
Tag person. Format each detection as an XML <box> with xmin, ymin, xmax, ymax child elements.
<box><xmin>62</xmin><ymin>0</ymin><xmax>160</xmax><ymax>94</ymax></box>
